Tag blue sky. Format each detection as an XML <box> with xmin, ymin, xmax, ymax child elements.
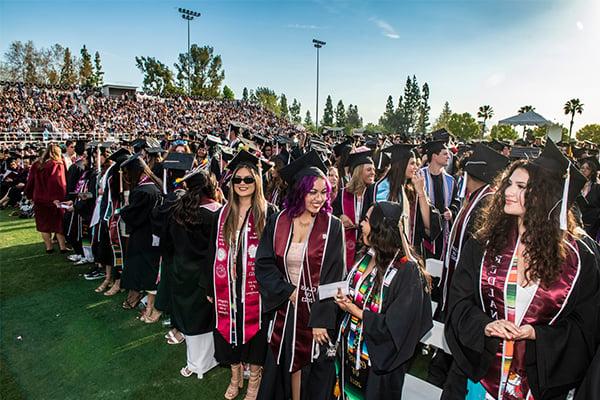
<box><xmin>1</xmin><ymin>0</ymin><xmax>598</xmax><ymax>132</ymax></box>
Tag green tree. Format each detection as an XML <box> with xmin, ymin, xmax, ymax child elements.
<box><xmin>60</xmin><ymin>47</ymin><xmax>79</xmax><ymax>86</ymax></box>
<box><xmin>135</xmin><ymin>56</ymin><xmax>179</xmax><ymax>95</ymax></box>
<box><xmin>477</xmin><ymin>105</ymin><xmax>494</xmax><ymax>138</ymax></box>
<box><xmin>335</xmin><ymin>100</ymin><xmax>346</xmax><ymax>127</ymax></box>
<box><xmin>38</xmin><ymin>44</ymin><xmax>64</xmax><ymax>85</ymax></box>
<box><xmin>564</xmin><ymin>98</ymin><xmax>584</xmax><ymax>141</ymax></box>
<box><xmin>79</xmin><ymin>45</ymin><xmax>94</xmax><ymax>87</ymax></box>
<box><xmin>518</xmin><ymin>105</ymin><xmax>535</xmax><ymax>114</ymax></box>
<box><xmin>447</xmin><ymin>112</ymin><xmax>480</xmax><ymax>141</ymax></box>
<box><xmin>174</xmin><ymin>44</ymin><xmax>225</xmax><ymax>97</ymax></box>
<box><xmin>289</xmin><ymin>99</ymin><xmax>302</xmax><ymax>124</ymax></box>
<box><xmin>417</xmin><ymin>83</ymin><xmax>431</xmax><ymax>136</ymax></box>
<box><xmin>242</xmin><ymin>87</ymin><xmax>249</xmax><ymax>101</ymax></box>
<box><xmin>304</xmin><ymin>110</ymin><xmax>315</xmax><ymax>132</ymax></box>
<box><xmin>576</xmin><ymin>124</ymin><xmax>600</xmax><ymax>144</ymax></box>
<box><xmin>490</xmin><ymin>125</ymin><xmax>518</xmax><ymax>141</ymax></box>
<box><xmin>322</xmin><ymin>95</ymin><xmax>334</xmax><ymax>127</ymax></box>
<box><xmin>433</xmin><ymin>101</ymin><xmax>452</xmax><ymax>131</ymax></box>
<box><xmin>254</xmin><ymin>87</ymin><xmax>280</xmax><ymax>114</ymax></box>
<box><xmin>380</xmin><ymin>95</ymin><xmax>395</xmax><ymax>132</ymax></box>
<box><xmin>346</xmin><ymin>104</ymin><xmax>363</xmax><ymax>129</ymax></box>
<box><xmin>23</xmin><ymin>40</ymin><xmax>38</xmax><ymax>84</ymax></box>
<box><xmin>93</xmin><ymin>51</ymin><xmax>104</xmax><ymax>87</ymax></box>
<box><xmin>279</xmin><ymin>94</ymin><xmax>289</xmax><ymax>119</ymax></box>
<box><xmin>222</xmin><ymin>85</ymin><xmax>235</xmax><ymax>100</ymax></box>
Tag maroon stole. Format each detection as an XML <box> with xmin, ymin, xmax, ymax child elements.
<box><xmin>213</xmin><ymin>205</ymin><xmax>262</xmax><ymax>345</ymax></box>
<box><xmin>269</xmin><ymin>210</ymin><xmax>332</xmax><ymax>372</ymax></box>
<box><xmin>106</xmin><ymin>175</ymin><xmax>124</xmax><ymax>269</ymax></box>
<box><xmin>341</xmin><ymin>188</ymin><xmax>363</xmax><ymax>271</ymax></box>
<box><xmin>440</xmin><ymin>185</ymin><xmax>494</xmax><ymax>313</ymax></box>
<box><xmin>479</xmin><ymin>232</ymin><xmax>581</xmax><ymax>399</ymax></box>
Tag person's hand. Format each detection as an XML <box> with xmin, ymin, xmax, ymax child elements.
<box><xmin>312</xmin><ymin>327</ymin><xmax>330</xmax><ymax>345</ymax></box>
<box><xmin>340</xmin><ymin>215</ymin><xmax>356</xmax><ymax>229</ymax></box>
<box><xmin>516</xmin><ymin>324</ymin><xmax>536</xmax><ymax>340</ymax></box>
<box><xmin>289</xmin><ymin>288</ymin><xmax>297</xmax><ymax>306</ymax></box>
<box><xmin>484</xmin><ymin>319</ymin><xmax>521</xmax><ymax>340</ymax></box>
<box><xmin>443</xmin><ymin>208</ymin><xmax>453</xmax><ymax>221</ymax></box>
<box><xmin>413</xmin><ymin>170</ymin><xmax>426</xmax><ymax>196</ymax></box>
<box><xmin>335</xmin><ymin>288</ymin><xmax>353</xmax><ymax>312</ymax></box>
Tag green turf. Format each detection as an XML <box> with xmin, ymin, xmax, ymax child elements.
<box><xmin>0</xmin><ymin>210</ymin><xmax>431</xmax><ymax>399</ymax></box>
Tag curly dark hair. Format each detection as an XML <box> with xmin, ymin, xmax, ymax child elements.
<box><xmin>475</xmin><ymin>160</ymin><xmax>578</xmax><ymax>287</ymax></box>
<box><xmin>171</xmin><ymin>170</ymin><xmax>217</xmax><ymax>229</ymax></box>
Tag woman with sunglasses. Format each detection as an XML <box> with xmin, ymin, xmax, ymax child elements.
<box><xmin>255</xmin><ymin>150</ymin><xmax>345</xmax><ymax>400</ymax></box>
<box><xmin>335</xmin><ymin>201</ymin><xmax>433</xmax><ymax>399</ymax></box>
<box><xmin>210</xmin><ymin>150</ymin><xmax>277</xmax><ymax>400</ymax></box>
<box><xmin>443</xmin><ymin>140</ymin><xmax>600</xmax><ymax>399</ymax></box>
<box><xmin>332</xmin><ymin>149</ymin><xmax>376</xmax><ymax>271</ymax></box>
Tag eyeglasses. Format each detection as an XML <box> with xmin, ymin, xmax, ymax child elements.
<box><xmin>232</xmin><ymin>176</ymin><xmax>255</xmax><ymax>185</ymax></box>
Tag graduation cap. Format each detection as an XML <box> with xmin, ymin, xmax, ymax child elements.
<box><xmin>74</xmin><ymin>140</ymin><xmax>87</xmax><ymax>156</ymax></box>
<box><xmin>107</xmin><ymin>148</ymin><xmax>131</xmax><ymax>165</ymax></box>
<box><xmin>431</xmin><ymin>128</ymin><xmax>451</xmax><ymax>143</ymax></box>
<box><xmin>85</xmin><ymin>140</ymin><xmax>101</xmax><ymax>149</ymax></box>
<box><xmin>370</xmin><ymin>201</ymin><xmax>403</xmax><ymax>228</ymax></box>
<box><xmin>226</xmin><ymin>149</ymin><xmax>272</xmax><ymax>173</ymax></box>
<box><xmin>162</xmin><ymin>152</ymin><xmax>195</xmax><ymax>171</ymax></box>
<box><xmin>131</xmin><ymin>138</ymin><xmax>148</xmax><ymax>152</ymax></box>
<box><xmin>373</xmin><ymin>150</ymin><xmax>391</xmax><ymax>171</ymax></box>
<box><xmin>489</xmin><ymin>139</ymin><xmax>511</xmax><ymax>153</ymax></box>
<box><xmin>462</xmin><ymin>144</ymin><xmax>510</xmax><ymax>187</ymax></box>
<box><xmin>422</xmin><ymin>140</ymin><xmax>447</xmax><ymax>156</ymax></box>
<box><xmin>332</xmin><ymin>139</ymin><xmax>353</xmax><ymax>158</ymax></box>
<box><xmin>346</xmin><ymin>150</ymin><xmax>374</xmax><ymax>172</ymax></box>
<box><xmin>239</xmin><ymin>138</ymin><xmax>260</xmax><ymax>153</ymax></box>
<box><xmin>510</xmin><ymin>146</ymin><xmax>541</xmax><ymax>160</ymax></box>
<box><xmin>252</xmin><ymin>133</ymin><xmax>269</xmax><ymax>146</ymax></box>
<box><xmin>206</xmin><ymin>134</ymin><xmax>223</xmax><ymax>145</ymax></box>
<box><xmin>179</xmin><ymin>168</ymin><xmax>210</xmax><ymax>189</ymax></box>
<box><xmin>220</xmin><ymin>146</ymin><xmax>235</xmax><ymax>161</ymax></box>
<box><xmin>279</xmin><ymin>150</ymin><xmax>327</xmax><ymax>185</ymax></box>
<box><xmin>146</xmin><ymin>147</ymin><xmax>165</xmax><ymax>155</ymax></box>
<box><xmin>120</xmin><ymin>153</ymin><xmax>144</xmax><ymax>170</ymax></box>
<box><xmin>531</xmin><ymin>139</ymin><xmax>586</xmax><ymax>230</ymax></box>
<box><xmin>383</xmin><ymin>144</ymin><xmax>418</xmax><ymax>164</ymax></box>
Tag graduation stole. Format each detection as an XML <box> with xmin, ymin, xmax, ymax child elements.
<box><xmin>213</xmin><ymin>205</ymin><xmax>261</xmax><ymax>346</ymax></box>
<box><xmin>106</xmin><ymin>175</ymin><xmax>124</xmax><ymax>269</ymax></box>
<box><xmin>479</xmin><ymin>232</ymin><xmax>581</xmax><ymax>400</ymax></box>
<box><xmin>440</xmin><ymin>185</ymin><xmax>493</xmax><ymax>314</ymax></box>
<box><xmin>341</xmin><ymin>188</ymin><xmax>364</xmax><ymax>270</ymax></box>
<box><xmin>421</xmin><ymin>166</ymin><xmax>454</xmax><ymax>258</ymax></box>
<box><xmin>269</xmin><ymin>210</ymin><xmax>331</xmax><ymax>372</ymax></box>
<box><xmin>402</xmin><ymin>186</ymin><xmax>418</xmax><ymax>246</ymax></box>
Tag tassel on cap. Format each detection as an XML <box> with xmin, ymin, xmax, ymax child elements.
<box><xmin>559</xmin><ymin>161</ymin><xmax>571</xmax><ymax>230</ymax></box>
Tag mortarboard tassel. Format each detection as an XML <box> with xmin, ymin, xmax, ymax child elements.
<box><xmin>559</xmin><ymin>161</ymin><xmax>571</xmax><ymax>231</ymax></box>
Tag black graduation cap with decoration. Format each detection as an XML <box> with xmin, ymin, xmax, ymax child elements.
<box><xmin>279</xmin><ymin>150</ymin><xmax>327</xmax><ymax>185</ymax></box>
<box><xmin>226</xmin><ymin>149</ymin><xmax>272</xmax><ymax>173</ymax></box>
<box><xmin>162</xmin><ymin>152</ymin><xmax>195</xmax><ymax>172</ymax></box>
<box><xmin>531</xmin><ymin>139</ymin><xmax>586</xmax><ymax>230</ymax></box>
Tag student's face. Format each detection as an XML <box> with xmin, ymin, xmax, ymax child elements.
<box><xmin>233</xmin><ymin>167</ymin><xmax>256</xmax><ymax>199</ymax></box>
<box><xmin>503</xmin><ymin>168</ymin><xmax>528</xmax><ymax>218</ymax></box>
<box><xmin>361</xmin><ymin>163</ymin><xmax>376</xmax><ymax>185</ymax></box>
<box><xmin>360</xmin><ymin>206</ymin><xmax>373</xmax><ymax>246</ymax></box>
<box><xmin>327</xmin><ymin>168</ymin><xmax>339</xmax><ymax>187</ymax></box>
<box><xmin>404</xmin><ymin>157</ymin><xmax>419</xmax><ymax>180</ymax></box>
<box><xmin>197</xmin><ymin>146</ymin><xmax>207</xmax><ymax>158</ymax></box>
<box><xmin>263</xmin><ymin>146</ymin><xmax>273</xmax><ymax>158</ymax></box>
<box><xmin>304</xmin><ymin>177</ymin><xmax>328</xmax><ymax>214</ymax></box>
<box><xmin>581</xmin><ymin>162</ymin><xmax>593</xmax><ymax>180</ymax></box>
<box><xmin>66</xmin><ymin>144</ymin><xmax>75</xmax><ymax>156</ymax></box>
<box><xmin>432</xmin><ymin>149</ymin><xmax>450</xmax><ymax>167</ymax></box>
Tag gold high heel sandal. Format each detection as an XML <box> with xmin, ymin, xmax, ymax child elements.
<box><xmin>224</xmin><ymin>363</ymin><xmax>244</xmax><ymax>399</ymax></box>
<box><xmin>243</xmin><ymin>367</ymin><xmax>262</xmax><ymax>400</ymax></box>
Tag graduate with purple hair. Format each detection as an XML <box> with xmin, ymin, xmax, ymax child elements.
<box><xmin>255</xmin><ymin>150</ymin><xmax>345</xmax><ymax>400</ymax></box>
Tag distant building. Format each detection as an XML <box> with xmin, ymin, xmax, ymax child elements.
<box><xmin>101</xmin><ymin>84</ymin><xmax>137</xmax><ymax>98</ymax></box>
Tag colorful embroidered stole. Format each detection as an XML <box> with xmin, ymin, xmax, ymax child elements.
<box><xmin>479</xmin><ymin>234</ymin><xmax>581</xmax><ymax>399</ymax></box>
<box><xmin>269</xmin><ymin>210</ymin><xmax>331</xmax><ymax>372</ymax></box>
<box><xmin>213</xmin><ymin>205</ymin><xmax>261</xmax><ymax>345</ymax></box>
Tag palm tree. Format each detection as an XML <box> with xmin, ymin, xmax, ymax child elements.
<box><xmin>477</xmin><ymin>105</ymin><xmax>494</xmax><ymax>138</ymax></box>
<box><xmin>518</xmin><ymin>105</ymin><xmax>535</xmax><ymax>114</ymax></box>
<box><xmin>564</xmin><ymin>98</ymin><xmax>584</xmax><ymax>141</ymax></box>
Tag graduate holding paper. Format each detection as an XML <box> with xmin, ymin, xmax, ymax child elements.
<box><xmin>335</xmin><ymin>201</ymin><xmax>433</xmax><ymax>400</ymax></box>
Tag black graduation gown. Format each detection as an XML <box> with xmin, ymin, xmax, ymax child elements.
<box><xmin>580</xmin><ymin>182</ymin><xmax>600</xmax><ymax>240</ymax></box>
<box><xmin>255</xmin><ymin>211</ymin><xmax>345</xmax><ymax>400</ymax></box>
<box><xmin>443</xmin><ymin>238</ymin><xmax>600</xmax><ymax>400</ymax></box>
<box><xmin>120</xmin><ymin>183</ymin><xmax>162</xmax><ymax>291</ymax></box>
<box><xmin>339</xmin><ymin>260</ymin><xmax>433</xmax><ymax>400</ymax></box>
<box><xmin>157</xmin><ymin>200</ymin><xmax>218</xmax><ymax>335</ymax></box>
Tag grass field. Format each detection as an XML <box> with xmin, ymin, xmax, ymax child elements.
<box><xmin>0</xmin><ymin>210</ymin><xmax>430</xmax><ymax>399</ymax></box>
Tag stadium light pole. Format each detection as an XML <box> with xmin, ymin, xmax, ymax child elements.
<box><xmin>312</xmin><ymin>39</ymin><xmax>326</xmax><ymax>135</ymax></box>
<box><xmin>178</xmin><ymin>8</ymin><xmax>201</xmax><ymax>95</ymax></box>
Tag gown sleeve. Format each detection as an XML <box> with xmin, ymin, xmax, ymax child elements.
<box><xmin>120</xmin><ymin>187</ymin><xmax>156</xmax><ymax>232</ymax></box>
<box><xmin>362</xmin><ymin>261</ymin><xmax>433</xmax><ymax>373</ymax></box>
<box><xmin>332</xmin><ymin>190</ymin><xmax>343</xmax><ymax>217</ymax></box>
<box><xmin>255</xmin><ymin>212</ymin><xmax>296</xmax><ymax>313</ymax></box>
<box><xmin>525</xmin><ymin>242</ymin><xmax>600</xmax><ymax>399</ymax></box>
<box><xmin>308</xmin><ymin>216</ymin><xmax>345</xmax><ymax>330</ymax></box>
<box><xmin>444</xmin><ymin>238</ymin><xmax>501</xmax><ymax>380</ymax></box>
<box><xmin>413</xmin><ymin>196</ymin><xmax>443</xmax><ymax>247</ymax></box>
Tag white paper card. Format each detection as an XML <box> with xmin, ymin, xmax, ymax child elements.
<box><xmin>318</xmin><ymin>280</ymin><xmax>349</xmax><ymax>300</ymax></box>
<box><xmin>152</xmin><ymin>234</ymin><xmax>160</xmax><ymax>247</ymax></box>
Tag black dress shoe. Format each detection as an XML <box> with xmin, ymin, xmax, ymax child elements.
<box><xmin>46</xmin><ymin>249</ymin><xmax>55</xmax><ymax>254</ymax></box>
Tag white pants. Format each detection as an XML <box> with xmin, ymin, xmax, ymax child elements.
<box><xmin>185</xmin><ymin>332</ymin><xmax>218</xmax><ymax>379</ymax></box>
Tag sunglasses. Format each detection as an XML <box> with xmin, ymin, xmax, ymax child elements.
<box><xmin>232</xmin><ymin>176</ymin><xmax>255</xmax><ymax>185</ymax></box>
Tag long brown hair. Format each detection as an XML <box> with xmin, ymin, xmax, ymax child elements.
<box><xmin>475</xmin><ymin>160</ymin><xmax>579</xmax><ymax>287</ymax></box>
<box><xmin>345</xmin><ymin>164</ymin><xmax>368</xmax><ymax>195</ymax></box>
<box><xmin>223</xmin><ymin>164</ymin><xmax>268</xmax><ymax>245</ymax></box>
<box><xmin>171</xmin><ymin>170</ymin><xmax>217</xmax><ymax>229</ymax></box>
